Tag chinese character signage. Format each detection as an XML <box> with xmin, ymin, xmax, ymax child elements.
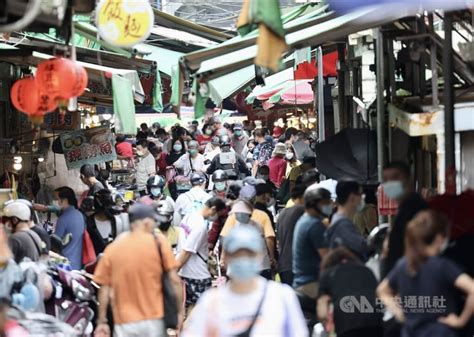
<box><xmin>60</xmin><ymin>127</ymin><xmax>117</xmax><ymax>170</ymax></box>
<box><xmin>96</xmin><ymin>0</ymin><xmax>154</xmax><ymax>48</ymax></box>
<box><xmin>43</xmin><ymin>111</ymin><xmax>80</xmax><ymax>131</ymax></box>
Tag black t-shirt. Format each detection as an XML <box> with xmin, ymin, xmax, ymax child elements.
<box><xmin>318</xmin><ymin>262</ymin><xmax>382</xmax><ymax>335</ymax></box>
<box><xmin>8</xmin><ymin>230</ymin><xmax>42</xmax><ymax>263</ymax></box>
<box><xmin>276</xmin><ymin>205</ymin><xmax>305</xmax><ymax>272</ymax></box>
<box><xmin>30</xmin><ymin>225</ymin><xmax>50</xmax><ymax>253</ymax></box>
<box><xmin>388</xmin><ymin>256</ymin><xmax>463</xmax><ymax>337</ymax></box>
<box><xmin>383</xmin><ymin>193</ymin><xmax>428</xmax><ymax>277</ymax></box>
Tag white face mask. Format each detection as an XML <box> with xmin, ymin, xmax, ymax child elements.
<box><xmin>356</xmin><ymin>198</ymin><xmax>366</xmax><ymax>212</ymax></box>
<box><xmin>285</xmin><ymin>151</ymin><xmax>294</xmax><ymax>161</ymax></box>
<box><xmin>383</xmin><ymin>181</ymin><xmax>405</xmax><ymax>200</ymax></box>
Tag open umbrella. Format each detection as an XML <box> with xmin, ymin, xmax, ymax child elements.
<box><xmin>314</xmin><ymin>128</ymin><xmax>377</xmax><ymax>183</ymax></box>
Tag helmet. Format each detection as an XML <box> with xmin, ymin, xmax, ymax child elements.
<box><xmin>212</xmin><ymin>170</ymin><xmax>228</xmax><ymax>182</ymax></box>
<box><xmin>188</xmin><ymin>140</ymin><xmax>199</xmax><ymax>149</ymax></box>
<box><xmin>147</xmin><ymin>175</ymin><xmax>166</xmax><ymax>189</ymax></box>
<box><xmin>219</xmin><ymin>135</ymin><xmax>231</xmax><ymax>147</ymax></box>
<box><xmin>3</xmin><ymin>200</ymin><xmax>31</xmax><ymax>221</ymax></box>
<box><xmin>304</xmin><ymin>187</ymin><xmax>331</xmax><ymax>207</ymax></box>
<box><xmin>156</xmin><ymin>201</ymin><xmax>174</xmax><ymax>220</ymax></box>
<box><xmin>190</xmin><ymin>172</ymin><xmax>207</xmax><ymax>186</ymax></box>
<box><xmin>94</xmin><ymin>189</ymin><xmax>114</xmax><ymax>211</ymax></box>
<box><xmin>211</xmin><ymin>136</ymin><xmax>220</xmax><ymax>146</ymax></box>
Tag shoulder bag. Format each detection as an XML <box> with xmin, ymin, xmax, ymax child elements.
<box><xmin>235</xmin><ymin>281</ymin><xmax>269</xmax><ymax>337</ymax></box>
<box><xmin>154</xmin><ymin>235</ymin><xmax>179</xmax><ymax>329</ymax></box>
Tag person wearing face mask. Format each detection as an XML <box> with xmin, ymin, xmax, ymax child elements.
<box><xmin>166</xmin><ymin>139</ymin><xmax>186</xmax><ymax>167</ymax></box>
<box><xmin>52</xmin><ymin>187</ymin><xmax>85</xmax><ymax>270</ymax></box>
<box><xmin>231</xmin><ymin>123</ymin><xmax>249</xmax><ymax>156</ymax></box>
<box><xmin>176</xmin><ymin>197</ymin><xmax>227</xmax><ymax>313</ymax></box>
<box><xmin>173</xmin><ymin>140</ymin><xmax>206</xmax><ymax>177</ymax></box>
<box><xmin>206</xmin><ymin>135</ymin><xmax>250</xmax><ymax>180</ymax></box>
<box><xmin>155</xmin><ymin>201</ymin><xmax>185</xmax><ymax>256</ymax></box>
<box><xmin>254</xmin><ymin>183</ymin><xmax>276</xmax><ymax>229</ymax></box>
<box><xmin>377</xmin><ymin>210</ymin><xmax>474</xmax><ymax>337</ymax></box>
<box><xmin>292</xmin><ymin>187</ymin><xmax>332</xmax><ymax>299</ymax></box>
<box><xmin>381</xmin><ymin>161</ymin><xmax>428</xmax><ymax>279</ymax></box>
<box><xmin>182</xmin><ymin>225</ymin><xmax>308</xmax><ymax>337</ymax></box>
<box><xmin>135</xmin><ymin>139</ymin><xmax>157</xmax><ymax>197</ymax></box>
<box><xmin>325</xmin><ymin>180</ymin><xmax>369</xmax><ymax>261</ymax></box>
<box><xmin>3</xmin><ymin>201</ymin><xmax>43</xmax><ymax>263</ymax></box>
<box><xmin>268</xmin><ymin>143</ymin><xmax>287</xmax><ymax>188</ymax></box>
<box><xmin>221</xmin><ymin>197</ymin><xmax>276</xmax><ymax>280</ymax></box>
<box><xmin>211</xmin><ymin>170</ymin><xmax>228</xmax><ymax>198</ymax></box>
<box><xmin>196</xmin><ymin>123</ymin><xmax>213</xmax><ymax>151</ymax></box>
<box><xmin>140</xmin><ymin>175</ymin><xmax>175</xmax><ymax>210</ymax></box>
<box><xmin>285</xmin><ymin>145</ymin><xmax>300</xmax><ymax>176</ymax></box>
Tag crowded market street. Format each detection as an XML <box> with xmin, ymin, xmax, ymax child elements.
<box><xmin>1</xmin><ymin>1</ymin><xmax>474</xmax><ymax>337</ymax></box>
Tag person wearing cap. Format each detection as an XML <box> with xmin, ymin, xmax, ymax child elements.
<box><xmin>94</xmin><ymin>203</ymin><xmax>183</xmax><ymax>337</ymax></box>
<box><xmin>176</xmin><ymin>197</ymin><xmax>226</xmax><ymax>314</ymax></box>
<box><xmin>3</xmin><ymin>200</ymin><xmax>43</xmax><ymax>263</ymax></box>
<box><xmin>292</xmin><ymin>187</ymin><xmax>332</xmax><ymax>299</ymax></box>
<box><xmin>268</xmin><ymin>143</ymin><xmax>288</xmax><ymax>188</ymax></box>
<box><xmin>182</xmin><ymin>225</ymin><xmax>308</xmax><ymax>337</ymax></box>
<box><xmin>231</xmin><ymin>123</ymin><xmax>248</xmax><ymax>156</ymax></box>
<box><xmin>173</xmin><ymin>172</ymin><xmax>211</xmax><ymax>227</ymax></box>
<box><xmin>254</xmin><ymin>183</ymin><xmax>276</xmax><ymax>229</ymax></box>
<box><xmin>173</xmin><ymin>140</ymin><xmax>205</xmax><ymax>178</ymax></box>
<box><xmin>221</xmin><ymin>200</ymin><xmax>274</xmax><ymax>279</ymax></box>
<box><xmin>221</xmin><ymin>186</ymin><xmax>276</xmax><ymax>279</ymax></box>
<box><xmin>203</xmin><ymin>135</ymin><xmax>221</xmax><ymax>162</ymax></box>
<box><xmin>140</xmin><ymin>175</ymin><xmax>175</xmax><ymax>212</ymax></box>
<box><xmin>155</xmin><ymin>200</ymin><xmax>185</xmax><ymax>257</ymax></box>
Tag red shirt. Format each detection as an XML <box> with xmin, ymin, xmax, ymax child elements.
<box><xmin>196</xmin><ymin>134</ymin><xmax>212</xmax><ymax>147</ymax></box>
<box><xmin>156</xmin><ymin>152</ymin><xmax>168</xmax><ymax>177</ymax></box>
<box><xmin>116</xmin><ymin>141</ymin><xmax>133</xmax><ymax>158</ymax></box>
<box><xmin>268</xmin><ymin>156</ymin><xmax>287</xmax><ymax>187</ymax></box>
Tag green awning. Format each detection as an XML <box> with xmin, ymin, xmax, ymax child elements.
<box><xmin>142</xmin><ymin>44</ymin><xmax>183</xmax><ymax>77</ymax></box>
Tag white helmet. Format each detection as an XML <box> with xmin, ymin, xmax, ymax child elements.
<box><xmin>3</xmin><ymin>200</ymin><xmax>31</xmax><ymax>221</ymax></box>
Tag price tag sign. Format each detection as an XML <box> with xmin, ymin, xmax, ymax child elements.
<box><xmin>96</xmin><ymin>0</ymin><xmax>154</xmax><ymax>48</ymax></box>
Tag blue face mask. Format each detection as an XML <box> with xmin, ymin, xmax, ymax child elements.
<box><xmin>189</xmin><ymin>149</ymin><xmax>198</xmax><ymax>156</ymax></box>
<box><xmin>215</xmin><ymin>182</ymin><xmax>226</xmax><ymax>192</ymax></box>
<box><xmin>151</xmin><ymin>187</ymin><xmax>162</xmax><ymax>198</ymax></box>
<box><xmin>235</xmin><ymin>212</ymin><xmax>251</xmax><ymax>224</ymax></box>
<box><xmin>234</xmin><ymin>130</ymin><xmax>242</xmax><ymax>137</ymax></box>
<box><xmin>383</xmin><ymin>181</ymin><xmax>404</xmax><ymax>200</ymax></box>
<box><xmin>319</xmin><ymin>204</ymin><xmax>333</xmax><ymax>217</ymax></box>
<box><xmin>173</xmin><ymin>144</ymin><xmax>183</xmax><ymax>152</ymax></box>
<box><xmin>227</xmin><ymin>257</ymin><xmax>260</xmax><ymax>282</ymax></box>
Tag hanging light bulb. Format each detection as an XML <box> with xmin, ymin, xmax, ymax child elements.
<box><xmin>38</xmin><ymin>157</ymin><xmax>45</xmax><ymax>163</ymax></box>
<box><xmin>13</xmin><ymin>156</ymin><xmax>22</xmax><ymax>164</ymax></box>
<box><xmin>13</xmin><ymin>163</ymin><xmax>22</xmax><ymax>171</ymax></box>
<box><xmin>102</xmin><ymin>113</ymin><xmax>112</xmax><ymax>121</ymax></box>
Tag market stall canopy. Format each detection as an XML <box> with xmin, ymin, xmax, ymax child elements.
<box><xmin>182</xmin><ymin>4</ymin><xmax>416</xmax><ymax>80</ymax></box>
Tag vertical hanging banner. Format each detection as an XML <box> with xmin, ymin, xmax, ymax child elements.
<box><xmin>60</xmin><ymin>126</ymin><xmax>117</xmax><ymax>169</ymax></box>
<box><xmin>96</xmin><ymin>0</ymin><xmax>154</xmax><ymax>48</ymax></box>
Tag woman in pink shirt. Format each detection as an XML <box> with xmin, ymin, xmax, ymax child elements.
<box><xmin>268</xmin><ymin>143</ymin><xmax>288</xmax><ymax>187</ymax></box>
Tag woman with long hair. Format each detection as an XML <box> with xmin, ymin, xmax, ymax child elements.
<box><xmin>377</xmin><ymin>210</ymin><xmax>474</xmax><ymax>337</ymax></box>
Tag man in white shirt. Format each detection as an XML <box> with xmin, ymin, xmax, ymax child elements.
<box><xmin>135</xmin><ymin>139</ymin><xmax>156</xmax><ymax>196</ymax></box>
<box><xmin>176</xmin><ymin>197</ymin><xmax>227</xmax><ymax>313</ymax></box>
<box><xmin>173</xmin><ymin>172</ymin><xmax>211</xmax><ymax>229</ymax></box>
<box><xmin>182</xmin><ymin>225</ymin><xmax>308</xmax><ymax>337</ymax></box>
<box><xmin>173</xmin><ymin>140</ymin><xmax>205</xmax><ymax>177</ymax></box>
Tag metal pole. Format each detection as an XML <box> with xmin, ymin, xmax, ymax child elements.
<box><xmin>376</xmin><ymin>28</ymin><xmax>386</xmax><ymax>182</ymax></box>
<box><xmin>337</xmin><ymin>43</ymin><xmax>346</xmax><ymax>131</ymax></box>
<box><xmin>318</xmin><ymin>46</ymin><xmax>325</xmax><ymax>143</ymax></box>
<box><xmin>443</xmin><ymin>13</ymin><xmax>456</xmax><ymax>195</ymax></box>
<box><xmin>387</xmin><ymin>39</ymin><xmax>396</xmax><ymax>162</ymax></box>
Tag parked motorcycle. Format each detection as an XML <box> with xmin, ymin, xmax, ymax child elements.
<box><xmin>45</xmin><ymin>265</ymin><xmax>97</xmax><ymax>336</ymax></box>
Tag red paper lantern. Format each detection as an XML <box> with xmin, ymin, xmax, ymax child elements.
<box><xmin>36</xmin><ymin>57</ymin><xmax>88</xmax><ymax>100</ymax></box>
<box><xmin>10</xmin><ymin>77</ymin><xmax>57</xmax><ymax>115</ymax></box>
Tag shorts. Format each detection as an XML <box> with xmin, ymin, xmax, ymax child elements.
<box><xmin>114</xmin><ymin>319</ymin><xmax>165</xmax><ymax>337</ymax></box>
<box><xmin>182</xmin><ymin>277</ymin><xmax>212</xmax><ymax>307</ymax></box>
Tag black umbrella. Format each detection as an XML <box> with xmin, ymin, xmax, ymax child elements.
<box><xmin>314</xmin><ymin>128</ymin><xmax>377</xmax><ymax>183</ymax></box>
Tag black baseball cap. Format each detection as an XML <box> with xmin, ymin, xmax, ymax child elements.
<box><xmin>128</xmin><ymin>203</ymin><xmax>158</xmax><ymax>223</ymax></box>
<box><xmin>190</xmin><ymin>172</ymin><xmax>207</xmax><ymax>186</ymax></box>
